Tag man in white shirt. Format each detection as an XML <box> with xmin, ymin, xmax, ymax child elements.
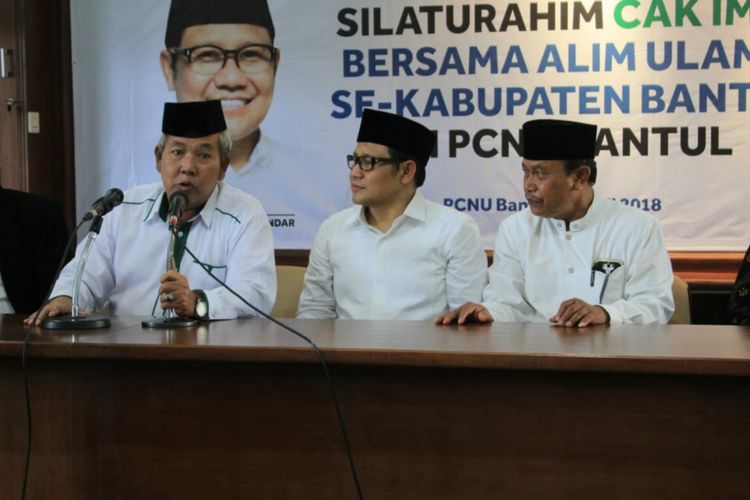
<box><xmin>160</xmin><ymin>0</ymin><xmax>336</xmax><ymax>247</ymax></box>
<box><xmin>437</xmin><ymin>119</ymin><xmax>674</xmax><ymax>327</ymax></box>
<box><xmin>26</xmin><ymin>100</ymin><xmax>275</xmax><ymax>324</ymax></box>
<box><xmin>297</xmin><ymin>109</ymin><xmax>487</xmax><ymax>320</ymax></box>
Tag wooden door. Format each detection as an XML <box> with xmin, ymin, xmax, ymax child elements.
<box><xmin>0</xmin><ymin>0</ymin><xmax>76</xmax><ymax>227</ymax></box>
<box><xmin>0</xmin><ymin>0</ymin><xmax>24</xmax><ymax>190</ymax></box>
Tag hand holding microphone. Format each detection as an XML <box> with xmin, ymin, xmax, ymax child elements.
<box><xmin>143</xmin><ymin>191</ymin><xmax>198</xmax><ymax>327</ymax></box>
<box><xmin>158</xmin><ymin>270</ymin><xmax>197</xmax><ymax>317</ymax></box>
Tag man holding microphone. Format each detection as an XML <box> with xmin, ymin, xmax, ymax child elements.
<box><xmin>27</xmin><ymin>100</ymin><xmax>275</xmax><ymax>324</ymax></box>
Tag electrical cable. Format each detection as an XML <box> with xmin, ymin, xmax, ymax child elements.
<box><xmin>19</xmin><ymin>219</ymin><xmax>365</xmax><ymax>499</ymax></box>
<box><xmin>180</xmin><ymin>240</ymin><xmax>364</xmax><ymax>499</ymax></box>
<box><xmin>22</xmin><ymin>218</ymin><xmax>85</xmax><ymax>500</ymax></box>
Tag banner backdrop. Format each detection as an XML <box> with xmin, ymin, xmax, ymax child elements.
<box><xmin>70</xmin><ymin>0</ymin><xmax>750</xmax><ymax>250</ymax></box>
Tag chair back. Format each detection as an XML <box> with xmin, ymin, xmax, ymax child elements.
<box><xmin>669</xmin><ymin>275</ymin><xmax>690</xmax><ymax>324</ymax></box>
<box><xmin>271</xmin><ymin>265</ymin><xmax>307</xmax><ymax>317</ymax></box>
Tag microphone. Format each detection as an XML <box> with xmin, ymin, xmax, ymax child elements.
<box><xmin>167</xmin><ymin>192</ymin><xmax>188</xmax><ymax>229</ymax></box>
<box><xmin>142</xmin><ymin>191</ymin><xmax>194</xmax><ymax>328</ymax></box>
<box><xmin>83</xmin><ymin>188</ymin><xmax>124</xmax><ymax>221</ymax></box>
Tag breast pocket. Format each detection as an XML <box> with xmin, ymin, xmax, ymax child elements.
<box><xmin>188</xmin><ymin>258</ymin><xmax>228</xmax><ymax>286</ymax></box>
<box><xmin>592</xmin><ymin>259</ymin><xmax>626</xmax><ymax>305</ymax></box>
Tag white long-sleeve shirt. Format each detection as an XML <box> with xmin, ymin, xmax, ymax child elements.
<box><xmin>297</xmin><ymin>191</ymin><xmax>488</xmax><ymax>320</ymax></box>
<box><xmin>52</xmin><ymin>181</ymin><xmax>276</xmax><ymax>319</ymax></box>
<box><xmin>482</xmin><ymin>193</ymin><xmax>674</xmax><ymax>324</ymax></box>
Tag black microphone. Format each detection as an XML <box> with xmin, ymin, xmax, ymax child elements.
<box><xmin>82</xmin><ymin>188</ymin><xmax>124</xmax><ymax>221</ymax></box>
<box><xmin>167</xmin><ymin>192</ymin><xmax>188</xmax><ymax>229</ymax></box>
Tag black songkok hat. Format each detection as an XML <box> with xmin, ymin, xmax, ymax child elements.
<box><xmin>164</xmin><ymin>0</ymin><xmax>276</xmax><ymax>47</ymax></box>
<box><xmin>162</xmin><ymin>100</ymin><xmax>227</xmax><ymax>137</ymax></box>
<box><xmin>356</xmin><ymin>109</ymin><xmax>436</xmax><ymax>167</ymax></box>
<box><xmin>521</xmin><ymin>119</ymin><xmax>597</xmax><ymax>160</ymax></box>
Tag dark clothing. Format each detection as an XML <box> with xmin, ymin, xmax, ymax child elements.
<box><xmin>0</xmin><ymin>187</ymin><xmax>69</xmax><ymax>313</ymax></box>
<box><xmin>728</xmin><ymin>244</ymin><xmax>750</xmax><ymax>325</ymax></box>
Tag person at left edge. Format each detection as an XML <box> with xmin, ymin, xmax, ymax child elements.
<box><xmin>0</xmin><ymin>187</ymin><xmax>69</xmax><ymax>314</ymax></box>
<box><xmin>727</xmin><ymin>241</ymin><xmax>750</xmax><ymax>325</ymax></box>
<box><xmin>25</xmin><ymin>100</ymin><xmax>276</xmax><ymax>325</ymax></box>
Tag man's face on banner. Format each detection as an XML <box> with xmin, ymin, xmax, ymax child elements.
<box><xmin>161</xmin><ymin>24</ymin><xmax>279</xmax><ymax>143</ymax></box>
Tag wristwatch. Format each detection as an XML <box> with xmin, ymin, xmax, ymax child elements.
<box><xmin>193</xmin><ymin>289</ymin><xmax>208</xmax><ymax>320</ymax></box>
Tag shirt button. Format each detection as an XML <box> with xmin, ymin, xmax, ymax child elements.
<box><xmin>178</xmin><ymin>231</ymin><xmax>184</xmax><ymax>237</ymax></box>
<box><xmin>565</xmin><ymin>234</ymin><xmax>572</xmax><ymax>240</ymax></box>
<box><xmin>568</xmin><ymin>267</ymin><xmax>575</xmax><ymax>273</ymax></box>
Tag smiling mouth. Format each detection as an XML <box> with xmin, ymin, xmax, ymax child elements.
<box><xmin>219</xmin><ymin>98</ymin><xmax>252</xmax><ymax>109</ymax></box>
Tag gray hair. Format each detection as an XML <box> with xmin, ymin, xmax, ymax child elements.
<box><xmin>157</xmin><ymin>131</ymin><xmax>232</xmax><ymax>164</ymax></box>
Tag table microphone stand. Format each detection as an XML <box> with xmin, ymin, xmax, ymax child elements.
<box><xmin>142</xmin><ymin>223</ymin><xmax>197</xmax><ymax>329</ymax></box>
<box><xmin>42</xmin><ymin>216</ymin><xmax>111</xmax><ymax>330</ymax></box>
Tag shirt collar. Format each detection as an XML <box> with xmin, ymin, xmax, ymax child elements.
<box><xmin>553</xmin><ymin>189</ymin><xmax>600</xmax><ymax>232</ymax></box>
<box><xmin>348</xmin><ymin>190</ymin><xmax>427</xmax><ymax>228</ymax></box>
<box><xmin>401</xmin><ymin>190</ymin><xmax>427</xmax><ymax>223</ymax></box>
<box><xmin>573</xmin><ymin>190</ymin><xmax>601</xmax><ymax>230</ymax></box>
<box><xmin>143</xmin><ymin>185</ymin><xmax>167</xmax><ymax>222</ymax></box>
<box><xmin>194</xmin><ymin>183</ymin><xmax>222</xmax><ymax>228</ymax></box>
<box><xmin>144</xmin><ymin>183</ymin><xmax>221</xmax><ymax>228</ymax></box>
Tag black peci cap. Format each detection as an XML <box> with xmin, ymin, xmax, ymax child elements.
<box><xmin>521</xmin><ymin>119</ymin><xmax>597</xmax><ymax>160</ymax></box>
<box><xmin>164</xmin><ymin>0</ymin><xmax>275</xmax><ymax>47</ymax></box>
<box><xmin>357</xmin><ymin>109</ymin><xmax>436</xmax><ymax>167</ymax></box>
<box><xmin>162</xmin><ymin>100</ymin><xmax>227</xmax><ymax>137</ymax></box>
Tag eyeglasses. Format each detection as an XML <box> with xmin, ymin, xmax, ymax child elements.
<box><xmin>346</xmin><ymin>154</ymin><xmax>401</xmax><ymax>172</ymax></box>
<box><xmin>169</xmin><ymin>44</ymin><xmax>277</xmax><ymax>76</ymax></box>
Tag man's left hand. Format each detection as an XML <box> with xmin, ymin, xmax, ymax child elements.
<box><xmin>159</xmin><ymin>271</ymin><xmax>196</xmax><ymax>317</ymax></box>
<box><xmin>550</xmin><ymin>298</ymin><xmax>610</xmax><ymax>327</ymax></box>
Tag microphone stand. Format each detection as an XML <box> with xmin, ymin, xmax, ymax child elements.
<box><xmin>142</xmin><ymin>222</ymin><xmax>197</xmax><ymax>329</ymax></box>
<box><xmin>42</xmin><ymin>216</ymin><xmax>111</xmax><ymax>330</ymax></box>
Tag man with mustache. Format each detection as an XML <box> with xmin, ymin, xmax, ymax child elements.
<box><xmin>161</xmin><ymin>0</ymin><xmax>335</xmax><ymax>248</ymax></box>
<box><xmin>437</xmin><ymin>119</ymin><xmax>674</xmax><ymax>327</ymax></box>
<box><xmin>297</xmin><ymin>109</ymin><xmax>487</xmax><ymax>320</ymax></box>
<box><xmin>27</xmin><ymin>100</ymin><xmax>275</xmax><ymax>324</ymax></box>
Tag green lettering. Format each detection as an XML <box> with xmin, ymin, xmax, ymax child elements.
<box><xmin>725</xmin><ymin>0</ymin><xmax>750</xmax><ymax>24</ymax></box>
<box><xmin>644</xmin><ymin>0</ymin><xmax>672</xmax><ymax>27</ymax></box>
<box><xmin>713</xmin><ymin>0</ymin><xmax>722</xmax><ymax>25</ymax></box>
<box><xmin>614</xmin><ymin>0</ymin><xmax>641</xmax><ymax>28</ymax></box>
<box><xmin>676</xmin><ymin>0</ymin><xmax>701</xmax><ymax>26</ymax></box>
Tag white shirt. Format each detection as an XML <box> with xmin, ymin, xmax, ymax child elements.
<box><xmin>297</xmin><ymin>191</ymin><xmax>488</xmax><ymax>320</ymax></box>
<box><xmin>0</xmin><ymin>274</ymin><xmax>13</xmax><ymax>314</ymax></box>
<box><xmin>52</xmin><ymin>181</ymin><xmax>276</xmax><ymax>319</ymax></box>
<box><xmin>482</xmin><ymin>193</ymin><xmax>674</xmax><ymax>324</ymax></box>
<box><xmin>223</xmin><ymin>132</ymin><xmax>345</xmax><ymax>249</ymax></box>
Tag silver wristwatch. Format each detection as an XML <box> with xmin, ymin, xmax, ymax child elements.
<box><xmin>193</xmin><ymin>289</ymin><xmax>208</xmax><ymax>320</ymax></box>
